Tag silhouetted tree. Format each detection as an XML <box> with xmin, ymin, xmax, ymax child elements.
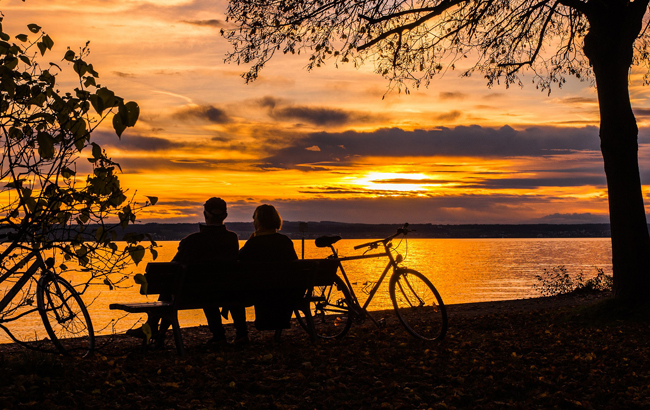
<box><xmin>0</xmin><ymin>19</ymin><xmax>156</xmax><ymax>342</ymax></box>
<box><xmin>222</xmin><ymin>0</ymin><xmax>650</xmax><ymax>305</ymax></box>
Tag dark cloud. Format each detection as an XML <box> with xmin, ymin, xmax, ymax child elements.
<box><xmin>257</xmin><ymin>96</ymin><xmax>378</xmax><ymax>126</ymax></box>
<box><xmin>439</xmin><ymin>92</ymin><xmax>467</xmax><ymax>101</ymax></box>
<box><xmin>634</xmin><ymin>108</ymin><xmax>650</xmax><ymax>117</ymax></box>
<box><xmin>433</xmin><ymin>110</ymin><xmax>462</xmax><ymax>122</ymax></box>
<box><xmin>181</xmin><ymin>19</ymin><xmax>221</xmax><ymax>27</ymax></box>
<box><xmin>262</xmin><ymin>125</ymin><xmax>602</xmax><ymax>168</ymax></box>
<box><xmin>274</xmin><ymin>106</ymin><xmax>352</xmax><ymax>126</ymax></box>
<box><xmin>174</xmin><ymin>105</ymin><xmax>232</xmax><ymax>124</ymax></box>
<box><xmin>93</xmin><ymin>132</ymin><xmax>189</xmax><ymax>152</ymax></box>
<box><xmin>466</xmin><ymin>176</ymin><xmax>607</xmax><ymax>189</ymax></box>
<box><xmin>219</xmin><ymin>195</ymin><xmax>582</xmax><ymax>224</ymax></box>
<box><xmin>113</xmin><ymin>71</ymin><xmax>135</xmax><ymax>78</ymax></box>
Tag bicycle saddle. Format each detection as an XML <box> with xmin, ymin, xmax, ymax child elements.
<box><xmin>315</xmin><ymin>235</ymin><xmax>341</xmax><ymax>248</ymax></box>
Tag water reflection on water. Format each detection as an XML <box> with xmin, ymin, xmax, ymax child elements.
<box><xmin>0</xmin><ymin>238</ymin><xmax>612</xmax><ymax>342</ymax></box>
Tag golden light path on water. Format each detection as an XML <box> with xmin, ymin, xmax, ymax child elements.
<box><xmin>0</xmin><ymin>238</ymin><xmax>612</xmax><ymax>343</ymax></box>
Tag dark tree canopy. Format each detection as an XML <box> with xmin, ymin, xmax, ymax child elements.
<box><xmin>223</xmin><ymin>0</ymin><xmax>648</xmax><ymax>90</ymax></box>
<box><xmin>223</xmin><ymin>0</ymin><xmax>650</xmax><ymax>305</ymax></box>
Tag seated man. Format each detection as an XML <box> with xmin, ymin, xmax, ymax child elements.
<box><xmin>128</xmin><ymin>197</ymin><xmax>247</xmax><ymax>345</ymax></box>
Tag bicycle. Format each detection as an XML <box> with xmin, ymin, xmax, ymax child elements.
<box><xmin>0</xmin><ymin>250</ymin><xmax>95</xmax><ymax>357</ymax></box>
<box><xmin>296</xmin><ymin>224</ymin><xmax>447</xmax><ymax>341</ymax></box>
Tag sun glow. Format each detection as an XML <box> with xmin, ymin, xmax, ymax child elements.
<box><xmin>355</xmin><ymin>172</ymin><xmax>439</xmax><ymax>192</ymax></box>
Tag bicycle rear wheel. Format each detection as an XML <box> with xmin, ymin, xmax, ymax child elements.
<box><xmin>295</xmin><ymin>276</ymin><xmax>353</xmax><ymax>339</ymax></box>
<box><xmin>389</xmin><ymin>269</ymin><xmax>447</xmax><ymax>341</ymax></box>
<box><xmin>37</xmin><ymin>275</ymin><xmax>95</xmax><ymax>357</ymax></box>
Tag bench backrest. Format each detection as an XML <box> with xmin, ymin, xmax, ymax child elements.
<box><xmin>142</xmin><ymin>259</ymin><xmax>339</xmax><ymax>308</ymax></box>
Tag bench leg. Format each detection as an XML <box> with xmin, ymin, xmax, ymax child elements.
<box><xmin>297</xmin><ymin>304</ymin><xmax>317</xmax><ymax>343</ymax></box>
<box><xmin>169</xmin><ymin>314</ymin><xmax>185</xmax><ymax>356</ymax></box>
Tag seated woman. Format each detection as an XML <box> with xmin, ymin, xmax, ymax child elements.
<box><xmin>239</xmin><ymin>204</ymin><xmax>298</xmax><ymax>262</ymax></box>
<box><xmin>239</xmin><ymin>204</ymin><xmax>298</xmax><ymax>332</ymax></box>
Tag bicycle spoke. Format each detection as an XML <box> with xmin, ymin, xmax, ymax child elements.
<box><xmin>390</xmin><ymin>269</ymin><xmax>447</xmax><ymax>341</ymax></box>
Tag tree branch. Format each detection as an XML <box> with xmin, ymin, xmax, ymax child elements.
<box><xmin>498</xmin><ymin>1</ymin><xmax>559</xmax><ymax>75</ymax></box>
<box><xmin>357</xmin><ymin>0</ymin><xmax>466</xmax><ymax>52</ymax></box>
<box><xmin>555</xmin><ymin>0</ymin><xmax>589</xmax><ymax>15</ymax></box>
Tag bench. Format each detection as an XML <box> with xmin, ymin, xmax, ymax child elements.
<box><xmin>109</xmin><ymin>259</ymin><xmax>339</xmax><ymax>355</ymax></box>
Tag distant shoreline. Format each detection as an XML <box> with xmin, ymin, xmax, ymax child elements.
<box><xmin>120</xmin><ymin>222</ymin><xmax>615</xmax><ymax>241</ymax></box>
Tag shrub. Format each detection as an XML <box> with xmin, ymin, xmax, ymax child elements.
<box><xmin>534</xmin><ymin>266</ymin><xmax>612</xmax><ymax>297</ymax></box>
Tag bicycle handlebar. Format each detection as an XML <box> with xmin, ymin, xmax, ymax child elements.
<box><xmin>353</xmin><ymin>223</ymin><xmax>412</xmax><ymax>250</ymax></box>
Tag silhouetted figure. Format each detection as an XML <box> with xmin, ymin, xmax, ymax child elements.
<box><xmin>128</xmin><ymin>197</ymin><xmax>247</xmax><ymax>346</ymax></box>
<box><xmin>239</xmin><ymin>204</ymin><xmax>298</xmax><ymax>334</ymax></box>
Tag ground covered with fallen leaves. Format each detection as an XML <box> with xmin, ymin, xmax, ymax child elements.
<box><xmin>1</xmin><ymin>292</ymin><xmax>649</xmax><ymax>409</ymax></box>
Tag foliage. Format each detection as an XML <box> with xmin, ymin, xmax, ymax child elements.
<box><xmin>534</xmin><ymin>266</ymin><xmax>613</xmax><ymax>297</ymax></box>
<box><xmin>0</xmin><ymin>18</ymin><xmax>155</xmax><ymax>337</ymax></box>
<box><xmin>222</xmin><ymin>0</ymin><xmax>649</xmax><ymax>92</ymax></box>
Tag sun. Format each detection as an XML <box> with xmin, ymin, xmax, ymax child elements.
<box><xmin>354</xmin><ymin>172</ymin><xmax>437</xmax><ymax>192</ymax></box>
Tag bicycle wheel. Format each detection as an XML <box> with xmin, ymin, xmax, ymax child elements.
<box><xmin>389</xmin><ymin>269</ymin><xmax>447</xmax><ymax>341</ymax></box>
<box><xmin>37</xmin><ymin>275</ymin><xmax>95</xmax><ymax>357</ymax></box>
<box><xmin>295</xmin><ymin>276</ymin><xmax>353</xmax><ymax>339</ymax></box>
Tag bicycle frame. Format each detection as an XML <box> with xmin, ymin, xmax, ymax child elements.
<box><xmin>326</xmin><ymin>239</ymin><xmax>403</xmax><ymax>327</ymax></box>
<box><xmin>0</xmin><ymin>252</ymin><xmax>43</xmax><ymax>323</ymax></box>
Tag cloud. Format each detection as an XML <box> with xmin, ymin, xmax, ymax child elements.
<box><xmin>466</xmin><ymin>176</ymin><xmax>607</xmax><ymax>189</ymax></box>
<box><xmin>634</xmin><ymin>108</ymin><xmax>650</xmax><ymax>117</ymax></box>
<box><xmin>261</xmin><ymin>125</ymin><xmax>602</xmax><ymax>168</ymax></box>
<box><xmin>93</xmin><ymin>132</ymin><xmax>190</xmax><ymax>152</ymax></box>
<box><xmin>113</xmin><ymin>71</ymin><xmax>136</xmax><ymax>78</ymax></box>
<box><xmin>181</xmin><ymin>19</ymin><xmax>222</xmax><ymax>27</ymax></box>
<box><xmin>218</xmin><ymin>195</ymin><xmax>588</xmax><ymax>224</ymax></box>
<box><xmin>439</xmin><ymin>92</ymin><xmax>467</xmax><ymax>101</ymax></box>
<box><xmin>433</xmin><ymin>110</ymin><xmax>462</xmax><ymax>122</ymax></box>
<box><xmin>174</xmin><ymin>105</ymin><xmax>232</xmax><ymax>124</ymax></box>
<box><xmin>560</xmin><ymin>97</ymin><xmax>598</xmax><ymax>105</ymax></box>
<box><xmin>257</xmin><ymin>96</ymin><xmax>380</xmax><ymax>126</ymax></box>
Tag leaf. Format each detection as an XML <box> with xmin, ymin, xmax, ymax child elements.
<box><xmin>91</xmin><ymin>142</ymin><xmax>103</xmax><ymax>159</ymax></box>
<box><xmin>15</xmin><ymin>34</ymin><xmax>28</xmax><ymax>42</ymax></box>
<box><xmin>96</xmin><ymin>87</ymin><xmax>116</xmax><ymax>107</ymax></box>
<box><xmin>142</xmin><ymin>323</ymin><xmax>152</xmax><ymax>342</ymax></box>
<box><xmin>103</xmin><ymin>278</ymin><xmax>114</xmax><ymax>290</ymax></box>
<box><xmin>134</xmin><ymin>273</ymin><xmax>148</xmax><ymax>294</ymax></box>
<box><xmin>61</xmin><ymin>167</ymin><xmax>76</xmax><ymax>179</ymax></box>
<box><xmin>37</xmin><ymin>41</ymin><xmax>46</xmax><ymax>56</ymax></box>
<box><xmin>42</xmin><ymin>34</ymin><xmax>54</xmax><ymax>50</ymax></box>
<box><xmin>128</xmin><ymin>245</ymin><xmax>146</xmax><ymax>265</ymax></box>
<box><xmin>84</xmin><ymin>76</ymin><xmax>96</xmax><ymax>88</ymax></box>
<box><xmin>27</xmin><ymin>24</ymin><xmax>41</xmax><ymax>33</ymax></box>
<box><xmin>113</xmin><ymin>111</ymin><xmax>126</xmax><ymax>137</ymax></box>
<box><xmin>37</xmin><ymin>132</ymin><xmax>55</xmax><ymax>159</ymax></box>
<box><xmin>146</xmin><ymin>196</ymin><xmax>158</xmax><ymax>205</ymax></box>
<box><xmin>89</xmin><ymin>94</ymin><xmax>104</xmax><ymax>114</ymax></box>
<box><xmin>64</xmin><ymin>49</ymin><xmax>75</xmax><ymax>61</ymax></box>
<box><xmin>123</xmin><ymin>101</ymin><xmax>139</xmax><ymax>126</ymax></box>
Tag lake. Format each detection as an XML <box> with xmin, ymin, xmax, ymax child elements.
<box><xmin>0</xmin><ymin>237</ymin><xmax>612</xmax><ymax>343</ymax></box>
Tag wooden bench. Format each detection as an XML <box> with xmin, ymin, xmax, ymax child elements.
<box><xmin>109</xmin><ymin>259</ymin><xmax>338</xmax><ymax>355</ymax></box>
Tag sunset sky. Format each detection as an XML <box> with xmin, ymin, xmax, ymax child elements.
<box><xmin>4</xmin><ymin>0</ymin><xmax>650</xmax><ymax>225</ymax></box>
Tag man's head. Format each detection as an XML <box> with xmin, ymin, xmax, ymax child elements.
<box><xmin>204</xmin><ymin>197</ymin><xmax>228</xmax><ymax>225</ymax></box>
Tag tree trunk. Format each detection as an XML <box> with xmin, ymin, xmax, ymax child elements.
<box><xmin>584</xmin><ymin>10</ymin><xmax>650</xmax><ymax>304</ymax></box>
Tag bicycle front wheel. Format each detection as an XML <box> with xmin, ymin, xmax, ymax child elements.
<box><xmin>295</xmin><ymin>276</ymin><xmax>353</xmax><ymax>339</ymax></box>
<box><xmin>37</xmin><ymin>275</ymin><xmax>95</xmax><ymax>357</ymax></box>
<box><xmin>389</xmin><ymin>269</ymin><xmax>447</xmax><ymax>341</ymax></box>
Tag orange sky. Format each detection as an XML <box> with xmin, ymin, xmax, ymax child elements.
<box><xmin>3</xmin><ymin>0</ymin><xmax>650</xmax><ymax>224</ymax></box>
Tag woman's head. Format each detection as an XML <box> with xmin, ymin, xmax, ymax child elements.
<box><xmin>253</xmin><ymin>204</ymin><xmax>282</xmax><ymax>231</ymax></box>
